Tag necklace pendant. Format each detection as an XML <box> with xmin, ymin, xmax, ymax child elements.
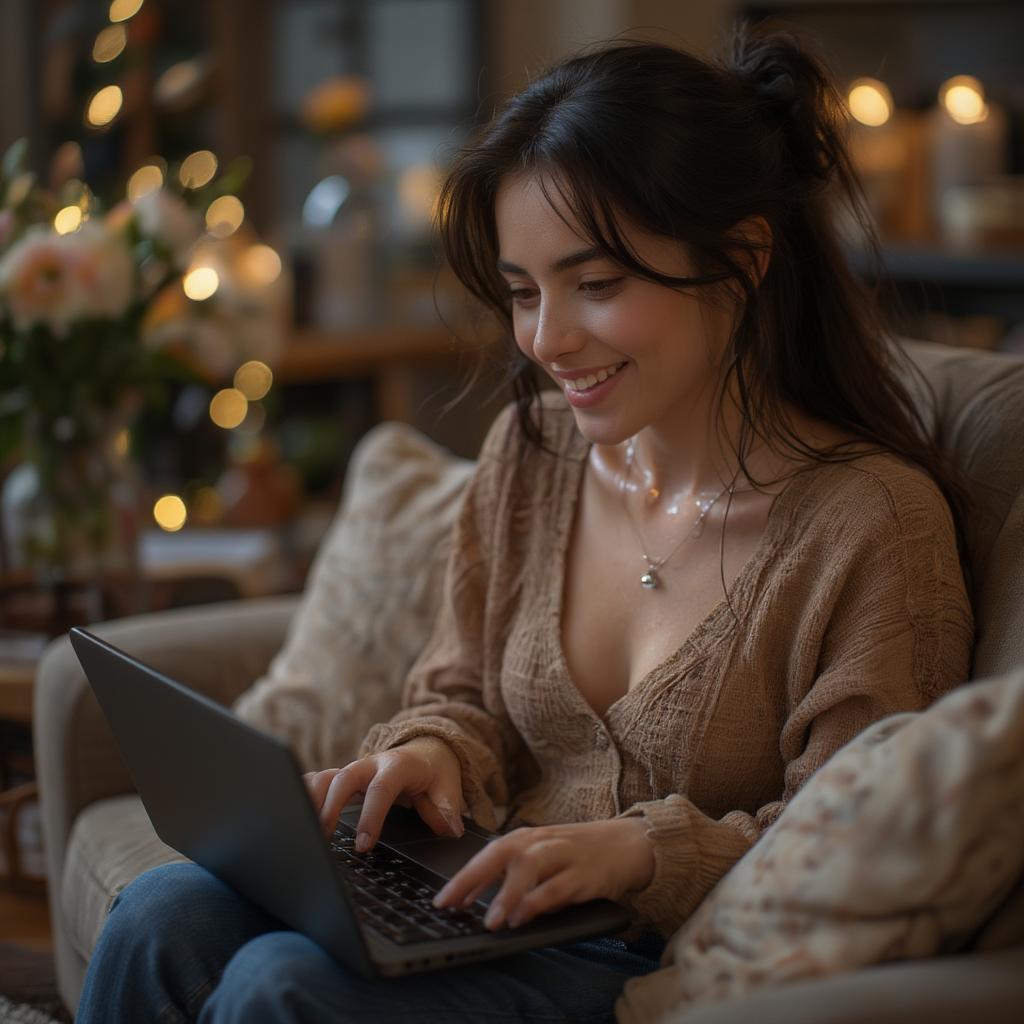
<box><xmin>640</xmin><ymin>568</ymin><xmax>659</xmax><ymax>589</ymax></box>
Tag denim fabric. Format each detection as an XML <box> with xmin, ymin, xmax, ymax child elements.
<box><xmin>76</xmin><ymin>862</ymin><xmax>666</xmax><ymax>1023</ymax></box>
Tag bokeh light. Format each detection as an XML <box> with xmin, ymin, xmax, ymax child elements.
<box><xmin>847</xmin><ymin>78</ymin><xmax>893</xmax><ymax>127</ymax></box>
<box><xmin>209</xmin><ymin>389</ymin><xmax>248</xmax><ymax>429</ymax></box>
<box><xmin>54</xmin><ymin>205</ymin><xmax>83</xmax><ymax>235</ymax></box>
<box><xmin>179</xmin><ymin>150</ymin><xmax>218</xmax><ymax>189</ymax></box>
<box><xmin>205</xmin><ymin>194</ymin><xmax>244</xmax><ymax>237</ymax></box>
<box><xmin>234</xmin><ymin>360</ymin><xmax>273</xmax><ymax>400</ymax></box>
<box><xmin>86</xmin><ymin>85</ymin><xmax>123</xmax><ymax>127</ymax></box>
<box><xmin>92</xmin><ymin>24</ymin><xmax>127</xmax><ymax>63</ymax></box>
<box><xmin>126</xmin><ymin>163</ymin><xmax>164</xmax><ymax>201</ymax></box>
<box><xmin>109</xmin><ymin>0</ymin><xmax>144</xmax><ymax>23</ymax></box>
<box><xmin>237</xmin><ymin>244</ymin><xmax>281</xmax><ymax>286</ymax></box>
<box><xmin>183</xmin><ymin>266</ymin><xmax>219</xmax><ymax>301</ymax></box>
<box><xmin>153</xmin><ymin>494</ymin><xmax>187</xmax><ymax>532</ymax></box>
<box><xmin>940</xmin><ymin>75</ymin><xmax>988</xmax><ymax>125</ymax></box>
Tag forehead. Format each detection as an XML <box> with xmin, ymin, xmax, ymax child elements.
<box><xmin>494</xmin><ymin>172</ymin><xmax>586</xmax><ymax>245</ymax></box>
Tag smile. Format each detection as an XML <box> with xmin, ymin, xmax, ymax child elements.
<box><xmin>562</xmin><ymin>361</ymin><xmax>627</xmax><ymax>393</ymax></box>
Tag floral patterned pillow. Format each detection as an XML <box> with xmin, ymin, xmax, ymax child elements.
<box><xmin>615</xmin><ymin>665</ymin><xmax>1024</xmax><ymax>1024</ymax></box>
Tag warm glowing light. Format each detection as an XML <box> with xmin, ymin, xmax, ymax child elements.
<box><xmin>205</xmin><ymin>195</ymin><xmax>244</xmax><ymax>238</ymax></box>
<box><xmin>109</xmin><ymin>0</ymin><xmax>144</xmax><ymax>23</ymax></box>
<box><xmin>234</xmin><ymin>360</ymin><xmax>273</xmax><ymax>400</ymax></box>
<box><xmin>126</xmin><ymin>163</ymin><xmax>164</xmax><ymax>201</ymax></box>
<box><xmin>115</xmin><ymin>429</ymin><xmax>130</xmax><ymax>457</ymax></box>
<box><xmin>153</xmin><ymin>494</ymin><xmax>187</xmax><ymax>532</ymax></box>
<box><xmin>237</xmin><ymin>244</ymin><xmax>281</xmax><ymax>286</ymax></box>
<box><xmin>209</xmin><ymin>389</ymin><xmax>248</xmax><ymax>429</ymax></box>
<box><xmin>92</xmin><ymin>24</ymin><xmax>127</xmax><ymax>63</ymax></box>
<box><xmin>940</xmin><ymin>75</ymin><xmax>988</xmax><ymax>125</ymax></box>
<box><xmin>183</xmin><ymin>266</ymin><xmax>219</xmax><ymax>301</ymax></box>
<box><xmin>54</xmin><ymin>205</ymin><xmax>83</xmax><ymax>234</ymax></box>
<box><xmin>179</xmin><ymin>150</ymin><xmax>218</xmax><ymax>189</ymax></box>
<box><xmin>847</xmin><ymin>78</ymin><xmax>893</xmax><ymax>127</ymax></box>
<box><xmin>86</xmin><ymin>85</ymin><xmax>123</xmax><ymax>127</ymax></box>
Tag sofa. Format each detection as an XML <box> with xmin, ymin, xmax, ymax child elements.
<box><xmin>34</xmin><ymin>337</ymin><xmax>1024</xmax><ymax>1019</ymax></box>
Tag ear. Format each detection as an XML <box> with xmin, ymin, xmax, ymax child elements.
<box><xmin>727</xmin><ymin>214</ymin><xmax>773</xmax><ymax>290</ymax></box>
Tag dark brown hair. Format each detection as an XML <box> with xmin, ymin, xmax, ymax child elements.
<box><xmin>435</xmin><ymin>17</ymin><xmax>973</xmax><ymax>600</ymax></box>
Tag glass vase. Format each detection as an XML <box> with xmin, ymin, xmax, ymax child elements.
<box><xmin>0</xmin><ymin>401</ymin><xmax>143</xmax><ymax>619</ymax></box>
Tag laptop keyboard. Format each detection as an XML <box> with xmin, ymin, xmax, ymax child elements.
<box><xmin>330</xmin><ymin>822</ymin><xmax>494</xmax><ymax>946</ymax></box>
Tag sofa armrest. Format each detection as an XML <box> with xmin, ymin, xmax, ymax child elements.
<box><xmin>33</xmin><ymin>594</ymin><xmax>299</xmax><ymax>895</ymax></box>
<box><xmin>667</xmin><ymin>945</ymin><xmax>1024</xmax><ymax>1024</ymax></box>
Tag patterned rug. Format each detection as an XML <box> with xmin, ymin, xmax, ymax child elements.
<box><xmin>0</xmin><ymin>946</ymin><xmax>71</xmax><ymax>1024</ymax></box>
<box><xmin>0</xmin><ymin>995</ymin><xmax>64</xmax><ymax>1024</ymax></box>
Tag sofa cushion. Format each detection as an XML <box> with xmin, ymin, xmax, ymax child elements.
<box><xmin>62</xmin><ymin>794</ymin><xmax>187</xmax><ymax>962</ymax></box>
<box><xmin>231</xmin><ymin>421</ymin><xmax>474</xmax><ymax>772</ymax></box>
<box><xmin>614</xmin><ymin>665</ymin><xmax>1024</xmax><ymax>1024</ymax></box>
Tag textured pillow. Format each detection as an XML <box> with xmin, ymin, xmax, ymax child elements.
<box><xmin>232</xmin><ymin>421</ymin><xmax>474</xmax><ymax>772</ymax></box>
<box><xmin>615</xmin><ymin>665</ymin><xmax>1024</xmax><ymax>1024</ymax></box>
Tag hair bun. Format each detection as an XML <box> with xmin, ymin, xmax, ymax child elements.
<box><xmin>724</xmin><ymin>18</ymin><xmax>842</xmax><ymax>187</ymax></box>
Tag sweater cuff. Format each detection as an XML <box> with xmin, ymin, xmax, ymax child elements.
<box><xmin>617</xmin><ymin>792</ymin><xmax>760</xmax><ymax>942</ymax></box>
<box><xmin>359</xmin><ymin>716</ymin><xmax>503</xmax><ymax>831</ymax></box>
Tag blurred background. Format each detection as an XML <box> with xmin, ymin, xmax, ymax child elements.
<box><xmin>0</xmin><ymin>0</ymin><xmax>1022</xmax><ymax>638</ymax></box>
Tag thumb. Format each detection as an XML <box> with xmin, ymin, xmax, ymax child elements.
<box><xmin>411</xmin><ymin>792</ymin><xmax>464</xmax><ymax>838</ymax></box>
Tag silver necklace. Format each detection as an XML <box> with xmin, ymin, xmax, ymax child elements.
<box><xmin>619</xmin><ymin>438</ymin><xmax>734</xmax><ymax>591</ymax></box>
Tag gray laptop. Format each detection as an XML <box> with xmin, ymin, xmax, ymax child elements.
<box><xmin>68</xmin><ymin>626</ymin><xmax>631</xmax><ymax>977</ymax></box>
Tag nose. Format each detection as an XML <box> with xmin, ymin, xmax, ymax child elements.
<box><xmin>530</xmin><ymin>296</ymin><xmax>587</xmax><ymax>367</ymax></box>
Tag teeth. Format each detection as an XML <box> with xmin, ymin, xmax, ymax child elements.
<box><xmin>566</xmin><ymin>362</ymin><xmax>624</xmax><ymax>392</ymax></box>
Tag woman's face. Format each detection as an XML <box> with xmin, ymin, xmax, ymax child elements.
<box><xmin>494</xmin><ymin>172</ymin><xmax>734</xmax><ymax>448</ymax></box>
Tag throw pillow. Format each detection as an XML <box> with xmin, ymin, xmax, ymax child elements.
<box><xmin>615</xmin><ymin>665</ymin><xmax>1024</xmax><ymax>1024</ymax></box>
<box><xmin>232</xmin><ymin>421</ymin><xmax>474</xmax><ymax>772</ymax></box>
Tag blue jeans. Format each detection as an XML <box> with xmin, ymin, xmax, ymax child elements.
<box><xmin>76</xmin><ymin>862</ymin><xmax>666</xmax><ymax>1023</ymax></box>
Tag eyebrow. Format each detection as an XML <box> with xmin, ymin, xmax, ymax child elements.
<box><xmin>496</xmin><ymin>246</ymin><xmax>604</xmax><ymax>276</ymax></box>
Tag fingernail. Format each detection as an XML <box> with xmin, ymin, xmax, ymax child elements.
<box><xmin>433</xmin><ymin>887</ymin><xmax>449</xmax><ymax>908</ymax></box>
<box><xmin>485</xmin><ymin>902</ymin><xmax>504</xmax><ymax>929</ymax></box>
<box><xmin>443</xmin><ymin>810</ymin><xmax>464</xmax><ymax>837</ymax></box>
<box><xmin>356</xmin><ymin>831</ymin><xmax>371</xmax><ymax>853</ymax></box>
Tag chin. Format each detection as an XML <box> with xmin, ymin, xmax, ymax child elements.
<box><xmin>568</xmin><ymin>411</ymin><xmax>632</xmax><ymax>449</ymax></box>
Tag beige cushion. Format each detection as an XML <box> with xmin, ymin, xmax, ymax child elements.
<box><xmin>231</xmin><ymin>421</ymin><xmax>474</xmax><ymax>772</ymax></box>
<box><xmin>615</xmin><ymin>665</ymin><xmax>1024</xmax><ymax>1024</ymax></box>
<box><xmin>62</xmin><ymin>794</ymin><xmax>187</xmax><ymax>961</ymax></box>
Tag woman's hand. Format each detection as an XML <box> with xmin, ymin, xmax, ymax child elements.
<box><xmin>304</xmin><ymin>736</ymin><xmax>467</xmax><ymax>851</ymax></box>
<box><xmin>432</xmin><ymin>817</ymin><xmax>656</xmax><ymax>930</ymax></box>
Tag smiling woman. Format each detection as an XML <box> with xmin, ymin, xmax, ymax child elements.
<box><xmin>75</xmin><ymin>16</ymin><xmax>976</xmax><ymax>1024</ymax></box>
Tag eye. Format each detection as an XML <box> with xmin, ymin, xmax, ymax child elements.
<box><xmin>580</xmin><ymin>278</ymin><xmax>623</xmax><ymax>295</ymax></box>
<box><xmin>508</xmin><ymin>287</ymin><xmax>538</xmax><ymax>306</ymax></box>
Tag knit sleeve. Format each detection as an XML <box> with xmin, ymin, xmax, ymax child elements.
<box><xmin>357</xmin><ymin>401</ymin><xmax>526</xmax><ymax>832</ymax></box>
<box><xmin>611</xmin><ymin>466</ymin><xmax>976</xmax><ymax>939</ymax></box>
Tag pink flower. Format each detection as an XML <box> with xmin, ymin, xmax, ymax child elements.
<box><xmin>132</xmin><ymin>189</ymin><xmax>201</xmax><ymax>269</ymax></box>
<box><xmin>67</xmin><ymin>223</ymin><xmax>135</xmax><ymax>320</ymax></box>
<box><xmin>0</xmin><ymin>227</ymin><xmax>84</xmax><ymax>336</ymax></box>
<box><xmin>0</xmin><ymin>222</ymin><xmax>136</xmax><ymax>334</ymax></box>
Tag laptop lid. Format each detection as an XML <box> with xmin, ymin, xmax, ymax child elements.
<box><xmin>68</xmin><ymin>625</ymin><xmax>376</xmax><ymax>977</ymax></box>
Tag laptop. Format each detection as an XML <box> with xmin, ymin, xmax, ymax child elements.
<box><xmin>68</xmin><ymin>626</ymin><xmax>632</xmax><ymax>978</ymax></box>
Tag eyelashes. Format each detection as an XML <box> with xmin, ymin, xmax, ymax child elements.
<box><xmin>507</xmin><ymin>278</ymin><xmax>624</xmax><ymax>306</ymax></box>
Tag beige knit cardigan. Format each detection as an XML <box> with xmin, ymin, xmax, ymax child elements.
<box><xmin>359</xmin><ymin>392</ymin><xmax>975</xmax><ymax>941</ymax></box>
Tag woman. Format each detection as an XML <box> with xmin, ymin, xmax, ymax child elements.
<box><xmin>77</xmin><ymin>19</ymin><xmax>974</xmax><ymax>1023</ymax></box>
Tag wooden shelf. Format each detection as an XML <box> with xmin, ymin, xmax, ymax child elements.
<box><xmin>273</xmin><ymin>325</ymin><xmax>468</xmax><ymax>384</ymax></box>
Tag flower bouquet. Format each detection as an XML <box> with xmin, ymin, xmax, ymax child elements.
<box><xmin>0</xmin><ymin>137</ymin><xmax>286</xmax><ymax>595</ymax></box>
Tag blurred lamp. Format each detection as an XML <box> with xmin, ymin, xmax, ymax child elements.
<box><xmin>848</xmin><ymin>78</ymin><xmax>893</xmax><ymax>127</ymax></box>
<box><xmin>940</xmin><ymin>75</ymin><xmax>988</xmax><ymax>125</ymax></box>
